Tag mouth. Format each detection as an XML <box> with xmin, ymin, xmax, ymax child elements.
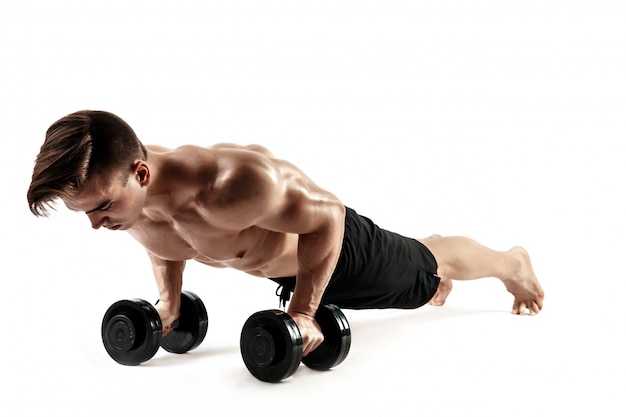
<box><xmin>106</xmin><ymin>224</ymin><xmax>122</xmax><ymax>231</ymax></box>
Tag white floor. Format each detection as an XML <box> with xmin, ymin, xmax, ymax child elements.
<box><xmin>2</xmin><ymin>1</ymin><xmax>625</xmax><ymax>416</ymax></box>
<box><xmin>3</xmin><ymin>261</ymin><xmax>623</xmax><ymax>417</ymax></box>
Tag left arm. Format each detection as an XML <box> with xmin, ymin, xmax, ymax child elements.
<box><xmin>287</xmin><ymin>202</ymin><xmax>345</xmax><ymax>356</ymax></box>
<box><xmin>207</xmin><ymin>149</ymin><xmax>346</xmax><ymax>355</ymax></box>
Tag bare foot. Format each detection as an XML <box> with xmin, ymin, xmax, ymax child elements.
<box><xmin>504</xmin><ymin>247</ymin><xmax>544</xmax><ymax>315</ymax></box>
<box><xmin>429</xmin><ymin>277</ymin><xmax>453</xmax><ymax>306</ymax></box>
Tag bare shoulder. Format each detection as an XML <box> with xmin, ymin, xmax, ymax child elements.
<box><xmin>150</xmin><ymin>142</ymin><xmax>344</xmax><ymax>236</ymax></box>
<box><xmin>156</xmin><ymin>143</ymin><xmax>275</xmax><ymax>165</ymax></box>
<box><xmin>210</xmin><ymin>146</ymin><xmax>280</xmax><ymax>201</ymax></box>
<box><xmin>176</xmin><ymin>145</ymin><xmax>284</xmax><ymax>228</ymax></box>
<box><xmin>153</xmin><ymin>143</ymin><xmax>279</xmax><ymax>198</ymax></box>
<box><xmin>208</xmin><ymin>142</ymin><xmax>275</xmax><ymax>157</ymax></box>
<box><xmin>148</xmin><ymin>143</ymin><xmax>279</xmax><ymax>187</ymax></box>
<box><xmin>146</xmin><ymin>144</ymin><xmax>173</xmax><ymax>153</ymax></box>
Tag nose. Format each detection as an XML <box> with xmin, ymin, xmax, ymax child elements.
<box><xmin>88</xmin><ymin>213</ymin><xmax>108</xmax><ymax>230</ymax></box>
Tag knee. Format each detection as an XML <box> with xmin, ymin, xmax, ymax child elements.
<box><xmin>417</xmin><ymin>234</ymin><xmax>445</xmax><ymax>275</ymax></box>
<box><xmin>435</xmin><ymin>263</ymin><xmax>453</xmax><ymax>281</ymax></box>
<box><xmin>417</xmin><ymin>234</ymin><xmax>442</xmax><ymax>246</ymax></box>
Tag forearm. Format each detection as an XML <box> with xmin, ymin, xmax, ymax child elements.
<box><xmin>148</xmin><ymin>252</ymin><xmax>185</xmax><ymax>312</ymax></box>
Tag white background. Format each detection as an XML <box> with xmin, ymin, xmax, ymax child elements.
<box><xmin>2</xmin><ymin>1</ymin><xmax>624</xmax><ymax>416</ymax></box>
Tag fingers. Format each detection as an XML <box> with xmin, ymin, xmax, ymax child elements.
<box><xmin>302</xmin><ymin>333</ymin><xmax>324</xmax><ymax>357</ymax></box>
<box><xmin>289</xmin><ymin>313</ymin><xmax>324</xmax><ymax>356</ymax></box>
<box><xmin>301</xmin><ymin>323</ymin><xmax>324</xmax><ymax>356</ymax></box>
<box><xmin>156</xmin><ymin>303</ymin><xmax>180</xmax><ymax>337</ymax></box>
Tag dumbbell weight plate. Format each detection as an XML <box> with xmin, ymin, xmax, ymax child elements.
<box><xmin>101</xmin><ymin>299</ymin><xmax>162</xmax><ymax>366</ymax></box>
<box><xmin>302</xmin><ymin>304</ymin><xmax>351</xmax><ymax>371</ymax></box>
<box><xmin>160</xmin><ymin>290</ymin><xmax>209</xmax><ymax>354</ymax></box>
<box><xmin>240</xmin><ymin>310</ymin><xmax>303</xmax><ymax>383</ymax></box>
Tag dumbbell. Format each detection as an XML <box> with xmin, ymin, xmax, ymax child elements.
<box><xmin>240</xmin><ymin>304</ymin><xmax>351</xmax><ymax>382</ymax></box>
<box><xmin>101</xmin><ymin>290</ymin><xmax>208</xmax><ymax>365</ymax></box>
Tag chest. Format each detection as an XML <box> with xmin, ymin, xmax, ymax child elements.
<box><xmin>129</xmin><ymin>217</ymin><xmax>254</xmax><ymax>263</ymax></box>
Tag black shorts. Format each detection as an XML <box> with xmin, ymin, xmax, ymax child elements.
<box><xmin>271</xmin><ymin>207</ymin><xmax>440</xmax><ymax>310</ymax></box>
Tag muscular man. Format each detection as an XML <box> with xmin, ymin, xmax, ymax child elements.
<box><xmin>27</xmin><ymin>110</ymin><xmax>544</xmax><ymax>356</ymax></box>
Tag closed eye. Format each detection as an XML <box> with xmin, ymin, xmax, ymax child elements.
<box><xmin>86</xmin><ymin>200</ymin><xmax>113</xmax><ymax>214</ymax></box>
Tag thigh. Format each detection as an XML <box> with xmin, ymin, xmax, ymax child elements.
<box><xmin>322</xmin><ymin>208</ymin><xmax>440</xmax><ymax>309</ymax></box>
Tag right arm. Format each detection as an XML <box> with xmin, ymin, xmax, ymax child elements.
<box><xmin>148</xmin><ymin>251</ymin><xmax>185</xmax><ymax>335</ymax></box>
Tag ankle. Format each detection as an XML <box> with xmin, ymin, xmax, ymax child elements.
<box><xmin>502</xmin><ymin>248</ymin><xmax>524</xmax><ymax>281</ymax></box>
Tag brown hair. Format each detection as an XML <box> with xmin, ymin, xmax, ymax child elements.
<box><xmin>27</xmin><ymin>110</ymin><xmax>148</xmax><ymax>216</ymax></box>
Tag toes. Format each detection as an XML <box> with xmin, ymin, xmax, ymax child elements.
<box><xmin>513</xmin><ymin>301</ymin><xmax>541</xmax><ymax>316</ymax></box>
<box><xmin>530</xmin><ymin>301</ymin><xmax>541</xmax><ymax>315</ymax></box>
<box><xmin>521</xmin><ymin>303</ymin><xmax>529</xmax><ymax>315</ymax></box>
<box><xmin>512</xmin><ymin>302</ymin><xmax>529</xmax><ymax>315</ymax></box>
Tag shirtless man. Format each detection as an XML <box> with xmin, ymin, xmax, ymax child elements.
<box><xmin>27</xmin><ymin>110</ymin><xmax>544</xmax><ymax>356</ymax></box>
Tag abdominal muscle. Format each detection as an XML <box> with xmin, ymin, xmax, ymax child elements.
<box><xmin>197</xmin><ymin>231</ymin><xmax>299</xmax><ymax>278</ymax></box>
<box><xmin>129</xmin><ymin>201</ymin><xmax>302</xmax><ymax>280</ymax></box>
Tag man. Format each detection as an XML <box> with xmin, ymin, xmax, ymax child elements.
<box><xmin>27</xmin><ymin>110</ymin><xmax>544</xmax><ymax>356</ymax></box>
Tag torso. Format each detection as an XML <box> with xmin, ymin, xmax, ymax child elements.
<box><xmin>127</xmin><ymin>144</ymin><xmax>307</xmax><ymax>278</ymax></box>
<box><xmin>129</xmin><ymin>216</ymin><xmax>299</xmax><ymax>277</ymax></box>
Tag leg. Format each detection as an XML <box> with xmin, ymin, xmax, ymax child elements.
<box><xmin>418</xmin><ymin>235</ymin><xmax>544</xmax><ymax>315</ymax></box>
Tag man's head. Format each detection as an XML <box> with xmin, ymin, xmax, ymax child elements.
<box><xmin>27</xmin><ymin>110</ymin><xmax>148</xmax><ymax>223</ymax></box>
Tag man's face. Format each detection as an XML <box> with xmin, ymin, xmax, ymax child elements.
<box><xmin>64</xmin><ymin>170</ymin><xmax>147</xmax><ymax>231</ymax></box>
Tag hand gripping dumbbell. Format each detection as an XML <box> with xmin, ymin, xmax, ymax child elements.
<box><xmin>240</xmin><ymin>304</ymin><xmax>351</xmax><ymax>382</ymax></box>
<box><xmin>101</xmin><ymin>290</ymin><xmax>208</xmax><ymax>365</ymax></box>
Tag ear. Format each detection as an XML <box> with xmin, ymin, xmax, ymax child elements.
<box><xmin>132</xmin><ymin>160</ymin><xmax>150</xmax><ymax>186</ymax></box>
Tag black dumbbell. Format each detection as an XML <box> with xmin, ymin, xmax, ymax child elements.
<box><xmin>240</xmin><ymin>304</ymin><xmax>351</xmax><ymax>382</ymax></box>
<box><xmin>101</xmin><ymin>290</ymin><xmax>208</xmax><ymax>365</ymax></box>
